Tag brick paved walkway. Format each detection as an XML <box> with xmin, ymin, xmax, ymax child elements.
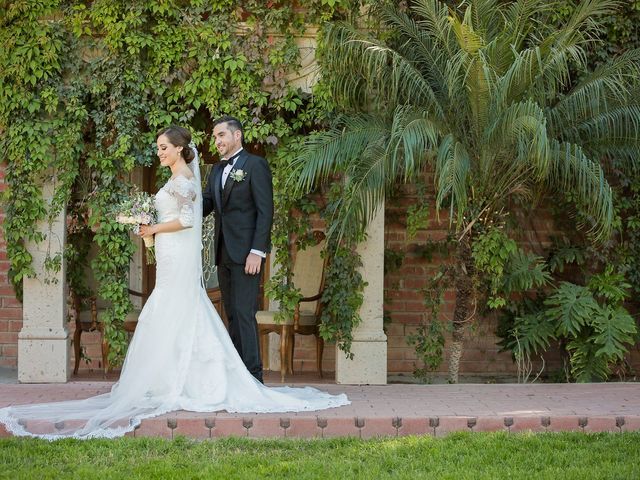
<box><xmin>1</xmin><ymin>374</ymin><xmax>639</xmax><ymax>438</ymax></box>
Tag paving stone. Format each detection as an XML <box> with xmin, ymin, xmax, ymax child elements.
<box><xmin>320</xmin><ymin>417</ymin><xmax>361</xmax><ymax>438</ymax></box>
<box><xmin>211</xmin><ymin>417</ymin><xmax>248</xmax><ymax>438</ymax></box>
<box><xmin>134</xmin><ymin>419</ymin><xmax>172</xmax><ymax>438</ymax></box>
<box><xmin>285</xmin><ymin>418</ymin><xmax>321</xmax><ymax>438</ymax></box>
<box><xmin>248</xmin><ymin>418</ymin><xmax>285</xmax><ymax>438</ymax></box>
<box><xmin>172</xmin><ymin>418</ymin><xmax>211</xmax><ymax>439</ymax></box>
<box><xmin>621</xmin><ymin>415</ymin><xmax>640</xmax><ymax>433</ymax></box>
<box><xmin>23</xmin><ymin>420</ymin><xmax>56</xmax><ymax>435</ymax></box>
<box><xmin>510</xmin><ymin>416</ymin><xmax>548</xmax><ymax>433</ymax></box>
<box><xmin>435</xmin><ymin>417</ymin><xmax>474</xmax><ymax>437</ymax></box>
<box><xmin>472</xmin><ymin>416</ymin><xmax>509</xmax><ymax>433</ymax></box>
<box><xmin>582</xmin><ymin>416</ymin><xmax>618</xmax><ymax>433</ymax></box>
<box><xmin>397</xmin><ymin>417</ymin><xmax>430</xmax><ymax>437</ymax></box>
<box><xmin>2</xmin><ymin>382</ymin><xmax>640</xmax><ymax>439</ymax></box>
<box><xmin>360</xmin><ymin>417</ymin><xmax>398</xmax><ymax>439</ymax></box>
<box><xmin>547</xmin><ymin>416</ymin><xmax>582</xmax><ymax>433</ymax></box>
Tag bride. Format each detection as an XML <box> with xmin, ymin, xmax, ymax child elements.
<box><xmin>0</xmin><ymin>127</ymin><xmax>349</xmax><ymax>440</ymax></box>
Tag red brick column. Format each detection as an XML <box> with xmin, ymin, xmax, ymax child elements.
<box><xmin>0</xmin><ymin>163</ymin><xmax>21</xmax><ymax>368</ymax></box>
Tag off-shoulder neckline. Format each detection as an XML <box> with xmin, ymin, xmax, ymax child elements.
<box><xmin>169</xmin><ymin>173</ymin><xmax>196</xmax><ymax>182</ymax></box>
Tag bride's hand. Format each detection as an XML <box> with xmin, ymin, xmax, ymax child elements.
<box><xmin>138</xmin><ymin>224</ymin><xmax>156</xmax><ymax>237</ymax></box>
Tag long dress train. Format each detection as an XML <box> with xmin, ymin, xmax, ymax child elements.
<box><xmin>0</xmin><ymin>154</ymin><xmax>349</xmax><ymax>440</ymax></box>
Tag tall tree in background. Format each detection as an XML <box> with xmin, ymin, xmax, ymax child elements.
<box><xmin>295</xmin><ymin>0</ymin><xmax>640</xmax><ymax>382</ymax></box>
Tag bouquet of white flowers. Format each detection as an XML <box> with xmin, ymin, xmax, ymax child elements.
<box><xmin>115</xmin><ymin>189</ymin><xmax>157</xmax><ymax>264</ymax></box>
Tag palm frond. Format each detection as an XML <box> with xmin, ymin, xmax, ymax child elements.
<box><xmin>323</xmin><ymin>22</ymin><xmax>446</xmax><ymax>120</ymax></box>
<box><xmin>448</xmin><ymin>10</ymin><xmax>495</xmax><ymax>140</ymax></box>
<box><xmin>435</xmin><ymin>135</ymin><xmax>470</xmax><ymax>225</ymax></box>
<box><xmin>331</xmin><ymin>106</ymin><xmax>442</xmax><ymax>239</ymax></box>
<box><xmin>498</xmin><ymin>1</ymin><xmax>620</xmax><ymax>106</ymax></box>
<box><xmin>375</xmin><ymin>5</ymin><xmax>450</xmax><ymax>104</ymax></box>
<box><xmin>554</xmin><ymin>0</ymin><xmax>620</xmax><ymax>45</ymax></box>
<box><xmin>412</xmin><ymin>0</ymin><xmax>458</xmax><ymax>59</ymax></box>
<box><xmin>571</xmin><ymin>106</ymin><xmax>640</xmax><ymax>164</ymax></box>
<box><xmin>329</xmin><ymin>146</ymin><xmax>388</xmax><ymax>240</ymax></box>
<box><xmin>501</xmin><ymin>0</ymin><xmax>554</xmax><ymax>50</ymax></box>
<box><xmin>389</xmin><ymin>106</ymin><xmax>442</xmax><ymax>181</ymax></box>
<box><xmin>547</xmin><ymin>140</ymin><xmax>613</xmax><ymax>239</ymax></box>
<box><xmin>450</xmin><ymin>6</ymin><xmax>485</xmax><ymax>55</ymax></box>
<box><xmin>293</xmin><ymin>114</ymin><xmax>389</xmax><ymax>193</ymax></box>
<box><xmin>467</xmin><ymin>0</ymin><xmax>502</xmax><ymax>41</ymax></box>
<box><xmin>296</xmin><ymin>106</ymin><xmax>443</xmax><ymax>241</ymax></box>
<box><xmin>550</xmin><ymin>48</ymin><xmax>640</xmax><ymax>128</ymax></box>
<box><xmin>485</xmin><ymin>99</ymin><xmax>551</xmax><ymax>180</ymax></box>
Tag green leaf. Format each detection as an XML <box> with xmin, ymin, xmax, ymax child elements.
<box><xmin>567</xmin><ymin>337</ymin><xmax>611</xmax><ymax>382</ymax></box>
<box><xmin>591</xmin><ymin>306</ymin><xmax>637</xmax><ymax>360</ymax></box>
<box><xmin>545</xmin><ymin>282</ymin><xmax>600</xmax><ymax>337</ymax></box>
<box><xmin>506</xmin><ymin>311</ymin><xmax>556</xmax><ymax>356</ymax></box>
<box><xmin>503</xmin><ymin>249</ymin><xmax>552</xmax><ymax>293</ymax></box>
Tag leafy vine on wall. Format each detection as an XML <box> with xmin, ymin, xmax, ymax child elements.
<box><xmin>1</xmin><ymin>0</ymin><xmax>366</xmax><ymax>366</ymax></box>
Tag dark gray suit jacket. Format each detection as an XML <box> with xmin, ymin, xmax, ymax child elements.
<box><xmin>203</xmin><ymin>150</ymin><xmax>273</xmax><ymax>265</ymax></box>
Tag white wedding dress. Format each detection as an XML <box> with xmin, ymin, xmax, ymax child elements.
<box><xmin>0</xmin><ymin>153</ymin><xmax>349</xmax><ymax>440</ymax></box>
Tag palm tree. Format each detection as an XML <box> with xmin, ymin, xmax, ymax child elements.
<box><xmin>294</xmin><ymin>0</ymin><xmax>640</xmax><ymax>382</ymax></box>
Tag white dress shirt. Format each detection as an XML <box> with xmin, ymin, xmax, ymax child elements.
<box><xmin>221</xmin><ymin>147</ymin><xmax>243</xmax><ymax>187</ymax></box>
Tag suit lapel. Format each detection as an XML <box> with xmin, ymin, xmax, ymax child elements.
<box><xmin>222</xmin><ymin>151</ymin><xmax>248</xmax><ymax>208</ymax></box>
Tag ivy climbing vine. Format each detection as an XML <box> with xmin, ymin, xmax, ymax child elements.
<box><xmin>1</xmin><ymin>0</ymin><xmax>366</xmax><ymax>366</ymax></box>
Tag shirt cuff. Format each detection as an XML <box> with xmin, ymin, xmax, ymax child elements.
<box><xmin>250</xmin><ymin>249</ymin><xmax>267</xmax><ymax>258</ymax></box>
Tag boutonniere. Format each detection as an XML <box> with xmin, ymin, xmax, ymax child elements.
<box><xmin>229</xmin><ymin>168</ymin><xmax>247</xmax><ymax>182</ymax></box>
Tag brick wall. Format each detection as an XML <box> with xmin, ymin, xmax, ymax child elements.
<box><xmin>1</xmin><ymin>167</ymin><xmax>638</xmax><ymax>379</ymax></box>
<box><xmin>382</xmin><ymin>184</ymin><xmax>640</xmax><ymax>380</ymax></box>
<box><xmin>383</xmin><ymin>187</ymin><xmax>531</xmax><ymax>379</ymax></box>
<box><xmin>0</xmin><ymin>163</ymin><xmax>21</xmax><ymax>368</ymax></box>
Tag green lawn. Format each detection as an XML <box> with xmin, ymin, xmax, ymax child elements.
<box><xmin>1</xmin><ymin>432</ymin><xmax>638</xmax><ymax>479</ymax></box>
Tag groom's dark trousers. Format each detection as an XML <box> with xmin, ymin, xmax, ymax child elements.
<box><xmin>217</xmin><ymin>235</ymin><xmax>263</xmax><ymax>383</ymax></box>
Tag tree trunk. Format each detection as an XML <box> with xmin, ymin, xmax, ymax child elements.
<box><xmin>448</xmin><ymin>237</ymin><xmax>475</xmax><ymax>384</ymax></box>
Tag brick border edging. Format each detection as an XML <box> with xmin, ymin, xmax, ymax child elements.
<box><xmin>3</xmin><ymin>415</ymin><xmax>639</xmax><ymax>439</ymax></box>
<box><xmin>71</xmin><ymin>415</ymin><xmax>640</xmax><ymax>439</ymax></box>
<box><xmin>132</xmin><ymin>414</ymin><xmax>640</xmax><ymax>438</ymax></box>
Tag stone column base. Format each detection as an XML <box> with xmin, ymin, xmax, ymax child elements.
<box><xmin>18</xmin><ymin>328</ymin><xmax>69</xmax><ymax>383</ymax></box>
<box><xmin>335</xmin><ymin>338</ymin><xmax>387</xmax><ymax>385</ymax></box>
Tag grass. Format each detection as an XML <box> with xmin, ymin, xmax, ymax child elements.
<box><xmin>1</xmin><ymin>432</ymin><xmax>638</xmax><ymax>479</ymax></box>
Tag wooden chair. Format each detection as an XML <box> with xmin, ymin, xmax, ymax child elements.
<box><xmin>71</xmin><ymin>292</ymin><xmax>103</xmax><ymax>375</ymax></box>
<box><xmin>71</xmin><ymin>289</ymin><xmax>148</xmax><ymax>375</ymax></box>
<box><xmin>257</xmin><ymin>231</ymin><xmax>328</xmax><ymax>382</ymax></box>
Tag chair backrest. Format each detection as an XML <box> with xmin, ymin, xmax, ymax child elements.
<box><xmin>291</xmin><ymin>231</ymin><xmax>327</xmax><ymax>316</ymax></box>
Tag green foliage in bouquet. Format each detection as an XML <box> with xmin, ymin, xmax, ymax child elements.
<box><xmin>114</xmin><ymin>189</ymin><xmax>157</xmax><ymax>265</ymax></box>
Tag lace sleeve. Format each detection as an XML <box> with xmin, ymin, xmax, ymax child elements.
<box><xmin>169</xmin><ymin>176</ymin><xmax>197</xmax><ymax>227</ymax></box>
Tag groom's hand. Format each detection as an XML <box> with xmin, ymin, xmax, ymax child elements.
<box><xmin>245</xmin><ymin>253</ymin><xmax>262</xmax><ymax>276</ymax></box>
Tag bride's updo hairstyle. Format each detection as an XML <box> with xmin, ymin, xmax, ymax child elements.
<box><xmin>157</xmin><ymin>125</ymin><xmax>196</xmax><ymax>163</ymax></box>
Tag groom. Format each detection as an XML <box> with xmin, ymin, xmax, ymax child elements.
<box><xmin>203</xmin><ymin>115</ymin><xmax>273</xmax><ymax>384</ymax></box>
